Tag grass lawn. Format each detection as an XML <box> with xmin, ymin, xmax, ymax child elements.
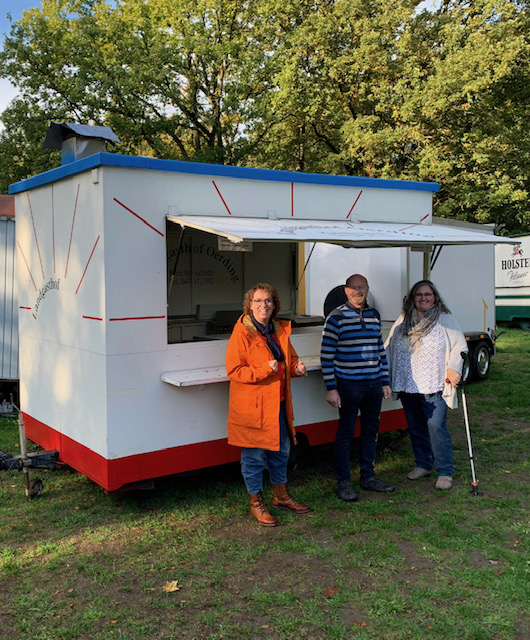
<box><xmin>0</xmin><ymin>328</ymin><xmax>529</xmax><ymax>640</ymax></box>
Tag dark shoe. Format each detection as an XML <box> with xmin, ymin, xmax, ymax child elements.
<box><xmin>272</xmin><ymin>484</ymin><xmax>311</xmax><ymax>514</ymax></box>
<box><xmin>249</xmin><ymin>492</ymin><xmax>278</xmax><ymax>526</ymax></box>
<box><xmin>360</xmin><ymin>477</ymin><xmax>395</xmax><ymax>493</ymax></box>
<box><xmin>336</xmin><ymin>480</ymin><xmax>359</xmax><ymax>502</ymax></box>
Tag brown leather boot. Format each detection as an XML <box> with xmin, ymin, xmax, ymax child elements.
<box><xmin>272</xmin><ymin>484</ymin><xmax>311</xmax><ymax>514</ymax></box>
<box><xmin>249</xmin><ymin>492</ymin><xmax>278</xmax><ymax>526</ymax></box>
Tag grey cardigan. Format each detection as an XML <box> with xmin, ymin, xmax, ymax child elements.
<box><xmin>385</xmin><ymin>312</ymin><xmax>468</xmax><ymax>409</ymax></box>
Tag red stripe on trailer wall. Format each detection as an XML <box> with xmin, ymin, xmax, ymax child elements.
<box><xmin>65</xmin><ymin>184</ymin><xmax>80</xmax><ymax>278</ymax></box>
<box><xmin>296</xmin><ymin>409</ymin><xmax>408</xmax><ymax>446</ymax></box>
<box><xmin>23</xmin><ymin>413</ymin><xmax>239</xmax><ymax>492</ymax></box>
<box><xmin>108</xmin><ymin>316</ymin><xmax>165</xmax><ymax>322</ymax></box>
<box><xmin>23</xmin><ymin>408</ymin><xmax>407</xmax><ymax>492</ymax></box>
<box><xmin>17</xmin><ymin>241</ymin><xmax>38</xmax><ymax>291</ymax></box>
<box><xmin>212</xmin><ymin>181</ymin><xmax>233</xmax><ymax>215</ymax></box>
<box><xmin>346</xmin><ymin>190</ymin><xmax>363</xmax><ymax>219</ymax></box>
<box><xmin>399</xmin><ymin>213</ymin><xmax>430</xmax><ymax>232</ymax></box>
<box><xmin>27</xmin><ymin>192</ymin><xmax>45</xmax><ymax>279</ymax></box>
<box><xmin>76</xmin><ymin>236</ymin><xmax>100</xmax><ymax>294</ymax></box>
<box><xmin>113</xmin><ymin>198</ymin><xmax>165</xmax><ymax>237</ymax></box>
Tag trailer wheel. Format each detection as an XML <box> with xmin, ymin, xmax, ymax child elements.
<box><xmin>470</xmin><ymin>341</ymin><xmax>490</xmax><ymax>381</ymax></box>
<box><xmin>519</xmin><ymin>319</ymin><xmax>530</xmax><ymax>332</ymax></box>
<box><xmin>28</xmin><ymin>478</ymin><xmax>43</xmax><ymax>498</ymax></box>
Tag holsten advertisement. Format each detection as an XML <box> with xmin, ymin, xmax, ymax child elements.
<box><xmin>496</xmin><ymin>239</ymin><xmax>530</xmax><ymax>288</ymax></box>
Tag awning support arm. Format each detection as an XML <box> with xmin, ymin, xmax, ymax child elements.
<box><xmin>430</xmin><ymin>245</ymin><xmax>443</xmax><ymax>272</ymax></box>
<box><xmin>297</xmin><ymin>242</ymin><xmax>316</xmax><ymax>290</ymax></box>
<box><xmin>423</xmin><ymin>249</ymin><xmax>431</xmax><ymax>280</ymax></box>
<box><xmin>167</xmin><ymin>227</ymin><xmax>186</xmax><ymax>300</ymax></box>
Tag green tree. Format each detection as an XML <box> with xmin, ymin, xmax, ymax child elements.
<box><xmin>246</xmin><ymin>0</ymin><xmax>530</xmax><ymax>232</ymax></box>
<box><xmin>0</xmin><ymin>0</ymin><xmax>277</xmax><ymax>181</ymax></box>
<box><xmin>1</xmin><ymin>0</ymin><xmax>529</xmax><ymax>232</ymax></box>
<box><xmin>419</xmin><ymin>0</ymin><xmax>530</xmax><ymax>231</ymax></box>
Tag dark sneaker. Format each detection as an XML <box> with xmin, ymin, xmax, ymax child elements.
<box><xmin>336</xmin><ymin>480</ymin><xmax>359</xmax><ymax>502</ymax></box>
<box><xmin>360</xmin><ymin>477</ymin><xmax>395</xmax><ymax>493</ymax></box>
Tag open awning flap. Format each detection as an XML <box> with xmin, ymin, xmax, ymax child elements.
<box><xmin>167</xmin><ymin>215</ymin><xmax>514</xmax><ymax>248</ymax></box>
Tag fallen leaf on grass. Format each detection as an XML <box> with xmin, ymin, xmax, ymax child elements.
<box><xmin>162</xmin><ymin>580</ymin><xmax>181</xmax><ymax>593</ymax></box>
<box><xmin>488</xmin><ymin>560</ymin><xmax>499</xmax><ymax>565</ymax></box>
<box><xmin>322</xmin><ymin>587</ymin><xmax>340</xmax><ymax>598</ymax></box>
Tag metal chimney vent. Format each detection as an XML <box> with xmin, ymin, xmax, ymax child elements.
<box><xmin>43</xmin><ymin>122</ymin><xmax>120</xmax><ymax>164</ymax></box>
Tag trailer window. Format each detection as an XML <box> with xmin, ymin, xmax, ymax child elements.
<box><xmin>166</xmin><ymin>225</ymin><xmax>297</xmax><ymax>343</ymax></box>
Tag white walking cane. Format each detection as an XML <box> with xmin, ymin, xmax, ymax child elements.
<box><xmin>460</xmin><ymin>352</ymin><xmax>480</xmax><ymax>496</ymax></box>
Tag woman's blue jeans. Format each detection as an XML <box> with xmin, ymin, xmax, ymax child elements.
<box><xmin>240</xmin><ymin>403</ymin><xmax>290</xmax><ymax>495</ymax></box>
<box><xmin>333</xmin><ymin>378</ymin><xmax>383</xmax><ymax>483</ymax></box>
<box><xmin>400</xmin><ymin>392</ymin><xmax>454</xmax><ymax>477</ymax></box>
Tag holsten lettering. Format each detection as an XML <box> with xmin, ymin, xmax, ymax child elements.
<box><xmin>501</xmin><ymin>258</ymin><xmax>529</xmax><ymax>270</ymax></box>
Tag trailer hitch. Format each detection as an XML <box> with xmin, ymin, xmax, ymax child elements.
<box><xmin>1</xmin><ymin>398</ymin><xmax>63</xmax><ymax>498</ymax></box>
<box><xmin>0</xmin><ymin>449</ymin><xmax>61</xmax><ymax>472</ymax></box>
<box><xmin>0</xmin><ymin>449</ymin><xmax>62</xmax><ymax>498</ymax></box>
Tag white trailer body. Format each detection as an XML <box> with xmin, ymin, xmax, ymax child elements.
<box><xmin>10</xmin><ymin>151</ymin><xmax>510</xmax><ymax>491</ymax></box>
<box><xmin>495</xmin><ymin>234</ymin><xmax>530</xmax><ymax>330</ymax></box>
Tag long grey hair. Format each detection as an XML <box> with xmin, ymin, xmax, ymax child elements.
<box><xmin>401</xmin><ymin>280</ymin><xmax>451</xmax><ymax>350</ymax></box>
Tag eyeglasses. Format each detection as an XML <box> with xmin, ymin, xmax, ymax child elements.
<box><xmin>252</xmin><ymin>298</ymin><xmax>273</xmax><ymax>306</ymax></box>
<box><xmin>415</xmin><ymin>293</ymin><xmax>434</xmax><ymax>299</ymax></box>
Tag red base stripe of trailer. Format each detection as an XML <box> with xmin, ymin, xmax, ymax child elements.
<box><xmin>23</xmin><ymin>409</ymin><xmax>408</xmax><ymax>492</ymax></box>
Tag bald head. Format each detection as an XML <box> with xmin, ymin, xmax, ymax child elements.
<box><xmin>345</xmin><ymin>274</ymin><xmax>369</xmax><ymax>309</ymax></box>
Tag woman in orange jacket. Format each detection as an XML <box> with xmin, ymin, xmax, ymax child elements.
<box><xmin>226</xmin><ymin>283</ymin><xmax>311</xmax><ymax>526</ymax></box>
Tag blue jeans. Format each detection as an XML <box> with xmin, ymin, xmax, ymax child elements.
<box><xmin>333</xmin><ymin>378</ymin><xmax>383</xmax><ymax>483</ymax></box>
<box><xmin>400</xmin><ymin>392</ymin><xmax>454</xmax><ymax>477</ymax></box>
<box><xmin>240</xmin><ymin>404</ymin><xmax>290</xmax><ymax>495</ymax></box>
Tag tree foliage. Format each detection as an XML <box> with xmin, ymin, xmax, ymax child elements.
<box><xmin>1</xmin><ymin>0</ymin><xmax>529</xmax><ymax>232</ymax></box>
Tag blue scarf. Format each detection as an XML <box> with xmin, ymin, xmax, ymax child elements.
<box><xmin>251</xmin><ymin>316</ymin><xmax>284</xmax><ymax>362</ymax></box>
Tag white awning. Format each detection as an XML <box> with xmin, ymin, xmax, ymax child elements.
<box><xmin>167</xmin><ymin>215</ymin><xmax>514</xmax><ymax>248</ymax></box>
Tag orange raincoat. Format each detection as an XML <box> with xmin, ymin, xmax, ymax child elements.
<box><xmin>225</xmin><ymin>314</ymin><xmax>302</xmax><ymax>450</ymax></box>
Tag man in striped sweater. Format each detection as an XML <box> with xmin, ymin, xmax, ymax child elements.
<box><xmin>321</xmin><ymin>274</ymin><xmax>394</xmax><ymax>502</ymax></box>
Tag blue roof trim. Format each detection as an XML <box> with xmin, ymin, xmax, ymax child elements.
<box><xmin>9</xmin><ymin>152</ymin><xmax>440</xmax><ymax>194</ymax></box>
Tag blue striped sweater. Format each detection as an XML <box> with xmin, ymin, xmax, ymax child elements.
<box><xmin>320</xmin><ymin>302</ymin><xmax>390</xmax><ymax>390</ymax></box>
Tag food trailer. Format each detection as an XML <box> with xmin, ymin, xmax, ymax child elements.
<box><xmin>10</xmin><ymin>125</ymin><xmax>512</xmax><ymax>491</ymax></box>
